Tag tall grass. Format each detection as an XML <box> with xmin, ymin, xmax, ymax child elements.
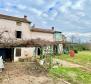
<box><xmin>49</xmin><ymin>67</ymin><xmax>91</xmax><ymax>84</ymax></box>
<box><xmin>61</xmin><ymin>51</ymin><xmax>91</xmax><ymax>68</ymax></box>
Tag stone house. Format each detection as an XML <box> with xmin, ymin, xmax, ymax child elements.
<box><xmin>0</xmin><ymin>14</ymin><xmax>64</xmax><ymax>62</ymax></box>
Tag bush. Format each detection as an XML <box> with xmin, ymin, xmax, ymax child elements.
<box><xmin>74</xmin><ymin>50</ymin><xmax>78</xmax><ymax>53</ymax></box>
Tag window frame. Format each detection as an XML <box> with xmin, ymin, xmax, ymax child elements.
<box><xmin>16</xmin><ymin>48</ymin><xmax>21</xmax><ymax>57</ymax></box>
<box><xmin>16</xmin><ymin>31</ymin><xmax>22</xmax><ymax>38</ymax></box>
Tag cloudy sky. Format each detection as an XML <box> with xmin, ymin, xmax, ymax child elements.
<box><xmin>0</xmin><ymin>0</ymin><xmax>91</xmax><ymax>42</ymax></box>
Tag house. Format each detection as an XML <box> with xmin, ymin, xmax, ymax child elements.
<box><xmin>30</xmin><ymin>27</ymin><xmax>63</xmax><ymax>56</ymax></box>
<box><xmin>0</xmin><ymin>14</ymin><xmax>64</xmax><ymax>62</ymax></box>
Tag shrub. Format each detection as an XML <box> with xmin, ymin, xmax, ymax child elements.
<box><xmin>74</xmin><ymin>50</ymin><xmax>78</xmax><ymax>53</ymax></box>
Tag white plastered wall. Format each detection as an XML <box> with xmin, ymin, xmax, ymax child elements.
<box><xmin>14</xmin><ymin>47</ymin><xmax>35</xmax><ymax>62</ymax></box>
<box><xmin>30</xmin><ymin>32</ymin><xmax>54</xmax><ymax>41</ymax></box>
<box><xmin>58</xmin><ymin>44</ymin><xmax>63</xmax><ymax>54</ymax></box>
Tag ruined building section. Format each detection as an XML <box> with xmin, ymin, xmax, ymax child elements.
<box><xmin>29</xmin><ymin>27</ymin><xmax>64</xmax><ymax>57</ymax></box>
<box><xmin>53</xmin><ymin>31</ymin><xmax>64</xmax><ymax>54</ymax></box>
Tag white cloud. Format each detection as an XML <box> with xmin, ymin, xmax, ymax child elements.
<box><xmin>49</xmin><ymin>10</ymin><xmax>58</xmax><ymax>20</ymax></box>
<box><xmin>35</xmin><ymin>0</ymin><xmax>45</xmax><ymax>5</ymax></box>
<box><xmin>45</xmin><ymin>1</ymin><xmax>56</xmax><ymax>10</ymax></box>
<box><xmin>42</xmin><ymin>13</ymin><xmax>48</xmax><ymax>18</ymax></box>
<box><xmin>63</xmin><ymin>32</ymin><xmax>91</xmax><ymax>42</ymax></box>
<box><xmin>85</xmin><ymin>21</ymin><xmax>91</xmax><ymax>25</ymax></box>
<box><xmin>4</xmin><ymin>7</ymin><xmax>13</xmax><ymax>12</ymax></box>
<box><xmin>29</xmin><ymin>7</ymin><xmax>42</xmax><ymax>16</ymax></box>
<box><xmin>5</xmin><ymin>2</ymin><xmax>12</xmax><ymax>6</ymax></box>
<box><xmin>72</xmin><ymin>0</ymin><xmax>86</xmax><ymax>10</ymax></box>
<box><xmin>64</xmin><ymin>32</ymin><xmax>91</xmax><ymax>38</ymax></box>
<box><xmin>42</xmin><ymin>21</ymin><xmax>47</xmax><ymax>24</ymax></box>
<box><xmin>4</xmin><ymin>8</ymin><xmax>9</xmax><ymax>12</ymax></box>
<box><xmin>52</xmin><ymin>11</ymin><xmax>58</xmax><ymax>17</ymax></box>
<box><xmin>76</xmin><ymin>11</ymin><xmax>85</xmax><ymax>16</ymax></box>
<box><xmin>79</xmin><ymin>33</ymin><xmax>91</xmax><ymax>37</ymax></box>
<box><xmin>17</xmin><ymin>4</ymin><xmax>27</xmax><ymax>10</ymax></box>
<box><xmin>59</xmin><ymin>0</ymin><xmax>72</xmax><ymax>13</ymax></box>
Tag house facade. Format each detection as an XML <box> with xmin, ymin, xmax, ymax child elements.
<box><xmin>0</xmin><ymin>14</ymin><xmax>64</xmax><ymax>62</ymax></box>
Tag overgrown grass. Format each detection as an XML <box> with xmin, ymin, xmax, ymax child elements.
<box><xmin>49</xmin><ymin>67</ymin><xmax>91</xmax><ymax>84</ymax></box>
<box><xmin>60</xmin><ymin>51</ymin><xmax>91</xmax><ymax>69</ymax></box>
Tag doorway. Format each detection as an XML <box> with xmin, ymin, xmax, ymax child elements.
<box><xmin>0</xmin><ymin>48</ymin><xmax>14</xmax><ymax>62</ymax></box>
<box><xmin>53</xmin><ymin>45</ymin><xmax>58</xmax><ymax>55</ymax></box>
<box><xmin>37</xmin><ymin>47</ymin><xmax>41</xmax><ymax>55</ymax></box>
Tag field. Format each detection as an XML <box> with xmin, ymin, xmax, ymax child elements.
<box><xmin>61</xmin><ymin>51</ymin><xmax>91</xmax><ymax>69</ymax></box>
<box><xmin>49</xmin><ymin>67</ymin><xmax>91</xmax><ymax>84</ymax></box>
<box><xmin>49</xmin><ymin>51</ymin><xmax>91</xmax><ymax>84</ymax></box>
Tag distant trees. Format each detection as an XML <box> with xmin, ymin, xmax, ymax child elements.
<box><xmin>70</xmin><ymin>35</ymin><xmax>75</xmax><ymax>43</ymax></box>
<box><xmin>64</xmin><ymin>34</ymin><xmax>91</xmax><ymax>53</ymax></box>
<box><xmin>64</xmin><ymin>42</ymin><xmax>90</xmax><ymax>52</ymax></box>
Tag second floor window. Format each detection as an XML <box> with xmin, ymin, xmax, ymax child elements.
<box><xmin>16</xmin><ymin>31</ymin><xmax>22</xmax><ymax>38</ymax></box>
<box><xmin>16</xmin><ymin>21</ymin><xmax>22</xmax><ymax>26</ymax></box>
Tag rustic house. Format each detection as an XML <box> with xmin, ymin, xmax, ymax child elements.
<box><xmin>0</xmin><ymin>14</ymin><xmax>64</xmax><ymax>62</ymax></box>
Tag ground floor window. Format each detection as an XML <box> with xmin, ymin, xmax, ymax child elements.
<box><xmin>16</xmin><ymin>48</ymin><xmax>21</xmax><ymax>57</ymax></box>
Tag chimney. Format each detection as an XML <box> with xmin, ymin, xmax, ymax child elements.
<box><xmin>24</xmin><ymin>15</ymin><xmax>27</xmax><ymax>19</ymax></box>
<box><xmin>52</xmin><ymin>26</ymin><xmax>54</xmax><ymax>30</ymax></box>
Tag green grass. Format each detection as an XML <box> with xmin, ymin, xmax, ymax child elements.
<box><xmin>50</xmin><ymin>51</ymin><xmax>91</xmax><ymax>84</ymax></box>
<box><xmin>49</xmin><ymin>67</ymin><xmax>91</xmax><ymax>84</ymax></box>
<box><xmin>60</xmin><ymin>51</ymin><xmax>91</xmax><ymax>69</ymax></box>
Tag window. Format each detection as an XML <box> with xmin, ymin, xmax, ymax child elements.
<box><xmin>16</xmin><ymin>21</ymin><xmax>22</xmax><ymax>26</ymax></box>
<box><xmin>16</xmin><ymin>31</ymin><xmax>22</xmax><ymax>38</ymax></box>
<box><xmin>16</xmin><ymin>48</ymin><xmax>21</xmax><ymax>57</ymax></box>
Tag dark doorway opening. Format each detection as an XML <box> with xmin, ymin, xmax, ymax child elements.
<box><xmin>0</xmin><ymin>48</ymin><xmax>14</xmax><ymax>62</ymax></box>
<box><xmin>53</xmin><ymin>45</ymin><xmax>58</xmax><ymax>55</ymax></box>
<box><xmin>37</xmin><ymin>47</ymin><xmax>41</xmax><ymax>55</ymax></box>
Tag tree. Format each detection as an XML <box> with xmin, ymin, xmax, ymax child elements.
<box><xmin>0</xmin><ymin>30</ymin><xmax>19</xmax><ymax>47</ymax></box>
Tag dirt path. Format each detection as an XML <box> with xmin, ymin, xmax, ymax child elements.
<box><xmin>53</xmin><ymin>59</ymin><xmax>82</xmax><ymax>68</ymax></box>
<box><xmin>60</xmin><ymin>60</ymin><xmax>81</xmax><ymax>68</ymax></box>
<box><xmin>53</xmin><ymin>58</ymin><xmax>91</xmax><ymax>73</ymax></box>
<box><xmin>0</xmin><ymin>62</ymin><xmax>66</xmax><ymax>84</ymax></box>
<box><xmin>59</xmin><ymin>59</ymin><xmax>91</xmax><ymax>72</ymax></box>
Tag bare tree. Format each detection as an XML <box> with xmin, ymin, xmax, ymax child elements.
<box><xmin>70</xmin><ymin>35</ymin><xmax>76</xmax><ymax>43</ymax></box>
<box><xmin>0</xmin><ymin>30</ymin><xmax>18</xmax><ymax>48</ymax></box>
